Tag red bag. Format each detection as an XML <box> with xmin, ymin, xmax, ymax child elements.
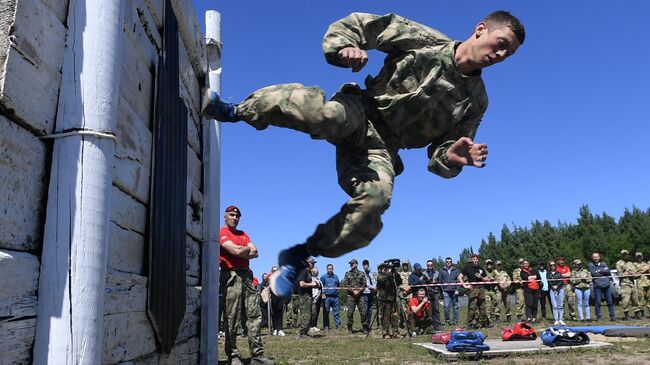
<box><xmin>502</xmin><ymin>322</ymin><xmax>537</xmax><ymax>341</ymax></box>
<box><xmin>431</xmin><ymin>332</ymin><xmax>451</xmax><ymax>344</ymax></box>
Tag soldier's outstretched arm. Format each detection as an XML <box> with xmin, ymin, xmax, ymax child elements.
<box><xmin>322</xmin><ymin>12</ymin><xmax>442</xmax><ymax>69</ymax></box>
<box><xmin>426</xmin><ymin>113</ymin><xmax>484</xmax><ymax>179</ymax></box>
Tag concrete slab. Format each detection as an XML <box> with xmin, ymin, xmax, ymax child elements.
<box><xmin>415</xmin><ymin>339</ymin><xmax>613</xmax><ymax>359</ymax></box>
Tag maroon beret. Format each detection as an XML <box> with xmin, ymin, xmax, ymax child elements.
<box><xmin>225</xmin><ymin>205</ymin><xmax>241</xmax><ymax>216</ymax></box>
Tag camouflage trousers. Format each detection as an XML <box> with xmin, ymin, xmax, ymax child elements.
<box><xmin>237</xmin><ymin>83</ymin><xmax>398</xmax><ymax>258</ymax></box>
<box><xmin>467</xmin><ymin>287</ymin><xmax>488</xmax><ymax>326</ymax></box>
<box><xmin>621</xmin><ymin>284</ymin><xmax>640</xmax><ymax>313</ymax></box>
<box><xmin>347</xmin><ymin>294</ymin><xmax>367</xmax><ymax>329</ymax></box>
<box><xmin>638</xmin><ymin>286</ymin><xmax>650</xmax><ymax>312</ymax></box>
<box><xmin>484</xmin><ymin>289</ymin><xmax>497</xmax><ymax>321</ymax></box>
<box><xmin>299</xmin><ymin>293</ymin><xmax>313</xmax><ymax>335</ymax></box>
<box><xmin>564</xmin><ymin>286</ymin><xmax>577</xmax><ymax>319</ymax></box>
<box><xmin>378</xmin><ymin>300</ymin><xmax>399</xmax><ymax>336</ymax></box>
<box><xmin>220</xmin><ymin>269</ymin><xmax>264</xmax><ymax>358</ymax></box>
<box><xmin>495</xmin><ymin>289</ymin><xmax>511</xmax><ymax>317</ymax></box>
<box><xmin>286</xmin><ymin>294</ymin><xmax>301</xmax><ymax>327</ymax></box>
<box><xmin>515</xmin><ymin>288</ymin><xmax>525</xmax><ymax>317</ymax></box>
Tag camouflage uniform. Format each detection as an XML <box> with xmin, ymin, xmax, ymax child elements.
<box><xmin>235</xmin><ymin>13</ymin><xmax>487</xmax><ymax>259</ymax></box>
<box><xmin>483</xmin><ymin>266</ymin><xmax>498</xmax><ymax>322</ymax></box>
<box><xmin>634</xmin><ymin>255</ymin><xmax>650</xmax><ymax>316</ymax></box>
<box><xmin>342</xmin><ymin>268</ymin><xmax>367</xmax><ymax>330</ymax></box>
<box><xmin>512</xmin><ymin>267</ymin><xmax>525</xmax><ymax>319</ymax></box>
<box><xmin>220</xmin><ymin>269</ymin><xmax>264</xmax><ymax>359</ymax></box>
<box><xmin>617</xmin><ymin>256</ymin><xmax>640</xmax><ymax>317</ymax></box>
<box><xmin>494</xmin><ymin>267</ymin><xmax>511</xmax><ymax>320</ymax></box>
<box><xmin>398</xmin><ymin>264</ymin><xmax>412</xmax><ymax>328</ymax></box>
<box><xmin>571</xmin><ymin>266</ymin><xmax>592</xmax><ymax>321</ymax></box>
<box><xmin>564</xmin><ymin>282</ymin><xmax>578</xmax><ymax>320</ymax></box>
<box><xmin>467</xmin><ymin>287</ymin><xmax>488</xmax><ymax>327</ymax></box>
<box><xmin>377</xmin><ymin>268</ymin><xmax>401</xmax><ymax>337</ymax></box>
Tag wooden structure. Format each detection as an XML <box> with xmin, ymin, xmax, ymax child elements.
<box><xmin>0</xmin><ymin>0</ymin><xmax>221</xmax><ymax>363</ymax></box>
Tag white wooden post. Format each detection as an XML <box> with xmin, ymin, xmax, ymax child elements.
<box><xmin>34</xmin><ymin>0</ymin><xmax>124</xmax><ymax>363</ymax></box>
<box><xmin>200</xmin><ymin>9</ymin><xmax>222</xmax><ymax>365</ymax></box>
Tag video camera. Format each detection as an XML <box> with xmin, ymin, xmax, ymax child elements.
<box><xmin>383</xmin><ymin>258</ymin><xmax>401</xmax><ymax>268</ymax></box>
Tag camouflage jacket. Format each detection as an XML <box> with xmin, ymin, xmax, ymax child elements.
<box><xmin>494</xmin><ymin>269</ymin><xmax>511</xmax><ymax>291</ymax></box>
<box><xmin>323</xmin><ymin>13</ymin><xmax>488</xmax><ymax>179</ymax></box>
<box><xmin>571</xmin><ymin>268</ymin><xmax>592</xmax><ymax>289</ymax></box>
<box><xmin>616</xmin><ymin>260</ymin><xmax>638</xmax><ymax>286</ymax></box>
<box><xmin>398</xmin><ymin>270</ymin><xmax>412</xmax><ymax>298</ymax></box>
<box><xmin>484</xmin><ymin>269</ymin><xmax>497</xmax><ymax>291</ymax></box>
<box><xmin>377</xmin><ymin>270</ymin><xmax>402</xmax><ymax>301</ymax></box>
<box><xmin>511</xmin><ymin>268</ymin><xmax>522</xmax><ymax>289</ymax></box>
<box><xmin>635</xmin><ymin>261</ymin><xmax>650</xmax><ymax>288</ymax></box>
<box><xmin>342</xmin><ymin>269</ymin><xmax>367</xmax><ymax>293</ymax></box>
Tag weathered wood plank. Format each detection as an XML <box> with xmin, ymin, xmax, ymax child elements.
<box><xmin>186</xmin><ymin>237</ymin><xmax>200</xmax><ymax>286</ymax></box>
<box><xmin>187</xmin><ymin>145</ymin><xmax>201</xmax><ymax>193</ymax></box>
<box><xmin>0</xmin><ymin>317</ymin><xmax>36</xmax><ymax>365</ymax></box>
<box><xmin>143</xmin><ymin>0</ymin><xmax>162</xmax><ymax>29</ymax></box>
<box><xmin>176</xmin><ymin>286</ymin><xmax>201</xmax><ymax>343</ymax></box>
<box><xmin>0</xmin><ymin>0</ymin><xmax>16</xmax><ymax>82</ymax></box>
<box><xmin>113</xmin><ymin>96</ymin><xmax>152</xmax><ymax>204</ymax></box>
<box><xmin>126</xmin><ymin>0</ymin><xmax>162</xmax><ymax>57</ymax></box>
<box><xmin>187</xmin><ymin>111</ymin><xmax>201</xmax><ymax>156</ymax></box>
<box><xmin>186</xmin><ymin>187</ymin><xmax>203</xmax><ymax>242</ymax></box>
<box><xmin>178</xmin><ymin>36</ymin><xmax>200</xmax><ymax>113</ymax></box>
<box><xmin>102</xmin><ymin>312</ymin><xmax>158</xmax><ymax>364</ymax></box>
<box><xmin>171</xmin><ymin>0</ymin><xmax>206</xmax><ymax>80</ymax></box>
<box><xmin>41</xmin><ymin>0</ymin><xmax>69</xmax><ymax>24</ymax></box>
<box><xmin>108</xmin><ymin>222</ymin><xmax>145</xmax><ymax>275</ymax></box>
<box><xmin>0</xmin><ymin>0</ymin><xmax>66</xmax><ymax>134</ymax></box>
<box><xmin>105</xmin><ymin>269</ymin><xmax>148</xmax><ymax>315</ymax></box>
<box><xmin>119</xmin><ymin>29</ymin><xmax>155</xmax><ymax>129</ymax></box>
<box><xmin>111</xmin><ymin>185</ymin><xmax>147</xmax><ymax>235</ymax></box>
<box><xmin>0</xmin><ymin>45</ymin><xmax>60</xmax><ymax>134</ymax></box>
<box><xmin>0</xmin><ymin>250</ymin><xmax>39</xmax><ymax>317</ymax></box>
<box><xmin>0</xmin><ymin>115</ymin><xmax>47</xmax><ymax>251</ymax></box>
<box><xmin>116</xmin><ymin>336</ymin><xmax>200</xmax><ymax>365</ymax></box>
<box><xmin>11</xmin><ymin>0</ymin><xmax>66</xmax><ymax>75</ymax></box>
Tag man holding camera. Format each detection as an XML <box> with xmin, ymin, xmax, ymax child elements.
<box><xmin>377</xmin><ymin>261</ymin><xmax>402</xmax><ymax>338</ymax></box>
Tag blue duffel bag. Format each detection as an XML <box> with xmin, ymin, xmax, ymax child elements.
<box><xmin>446</xmin><ymin>331</ymin><xmax>490</xmax><ymax>352</ymax></box>
<box><xmin>541</xmin><ymin>327</ymin><xmax>590</xmax><ymax>347</ymax></box>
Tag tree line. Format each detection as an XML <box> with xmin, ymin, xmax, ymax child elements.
<box><xmin>455</xmin><ymin>205</ymin><xmax>650</xmax><ymax>273</ymax></box>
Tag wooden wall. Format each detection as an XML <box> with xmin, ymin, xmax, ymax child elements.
<box><xmin>0</xmin><ymin>0</ymin><xmax>208</xmax><ymax>363</ymax></box>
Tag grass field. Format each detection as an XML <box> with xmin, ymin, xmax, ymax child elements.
<box><xmin>218</xmin><ymin>305</ymin><xmax>650</xmax><ymax>364</ymax></box>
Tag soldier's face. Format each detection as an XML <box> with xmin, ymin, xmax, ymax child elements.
<box><xmin>224</xmin><ymin>212</ymin><xmax>240</xmax><ymax>228</ymax></box>
<box><xmin>470</xmin><ymin>22</ymin><xmax>520</xmax><ymax>69</ymax></box>
<box><xmin>637</xmin><ymin>256</ymin><xmax>643</xmax><ymax>262</ymax></box>
<box><xmin>351</xmin><ymin>262</ymin><xmax>358</xmax><ymax>270</ymax></box>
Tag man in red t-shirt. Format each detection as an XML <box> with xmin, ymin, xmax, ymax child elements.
<box><xmin>409</xmin><ymin>288</ymin><xmax>434</xmax><ymax>335</ymax></box>
<box><xmin>219</xmin><ymin>205</ymin><xmax>274</xmax><ymax>365</ymax></box>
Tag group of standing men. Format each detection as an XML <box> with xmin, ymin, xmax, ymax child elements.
<box><xmin>616</xmin><ymin>249</ymin><xmax>650</xmax><ymax>320</ymax></box>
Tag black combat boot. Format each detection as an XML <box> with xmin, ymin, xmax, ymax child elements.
<box><xmin>495</xmin><ymin>315</ymin><xmax>501</xmax><ymax>323</ymax></box>
<box><xmin>623</xmin><ymin>312</ymin><xmax>630</xmax><ymax>321</ymax></box>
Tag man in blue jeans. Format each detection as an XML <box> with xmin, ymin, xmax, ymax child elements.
<box><xmin>588</xmin><ymin>252</ymin><xmax>616</xmax><ymax>321</ymax></box>
<box><xmin>439</xmin><ymin>257</ymin><xmax>460</xmax><ymax>325</ymax></box>
<box><xmin>320</xmin><ymin>263</ymin><xmax>341</xmax><ymax>329</ymax></box>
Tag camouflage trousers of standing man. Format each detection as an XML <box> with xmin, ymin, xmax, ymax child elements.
<box><xmin>236</xmin><ymin>83</ymin><xmax>399</xmax><ymax>258</ymax></box>
<box><xmin>220</xmin><ymin>269</ymin><xmax>264</xmax><ymax>360</ymax></box>
<box><xmin>347</xmin><ymin>294</ymin><xmax>368</xmax><ymax>331</ymax></box>
<box><xmin>378</xmin><ymin>300</ymin><xmax>400</xmax><ymax>337</ymax></box>
<box><xmin>299</xmin><ymin>293</ymin><xmax>313</xmax><ymax>336</ymax></box>
<box><xmin>485</xmin><ymin>289</ymin><xmax>498</xmax><ymax>322</ymax></box>
<box><xmin>467</xmin><ymin>287</ymin><xmax>488</xmax><ymax>327</ymax></box>
<box><xmin>495</xmin><ymin>289</ymin><xmax>511</xmax><ymax>319</ymax></box>
<box><xmin>621</xmin><ymin>284</ymin><xmax>640</xmax><ymax>315</ymax></box>
<box><xmin>564</xmin><ymin>285</ymin><xmax>578</xmax><ymax>320</ymax></box>
<box><xmin>515</xmin><ymin>288</ymin><xmax>525</xmax><ymax>319</ymax></box>
<box><xmin>638</xmin><ymin>286</ymin><xmax>650</xmax><ymax>314</ymax></box>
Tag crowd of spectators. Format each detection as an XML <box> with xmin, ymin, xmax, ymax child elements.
<box><xmin>244</xmin><ymin>250</ymin><xmax>648</xmax><ymax>338</ymax></box>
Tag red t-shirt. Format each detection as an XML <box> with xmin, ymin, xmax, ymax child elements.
<box><xmin>556</xmin><ymin>264</ymin><xmax>570</xmax><ymax>284</ymax></box>
<box><xmin>409</xmin><ymin>297</ymin><xmax>430</xmax><ymax>318</ymax></box>
<box><xmin>219</xmin><ymin>226</ymin><xmax>250</xmax><ymax>270</ymax></box>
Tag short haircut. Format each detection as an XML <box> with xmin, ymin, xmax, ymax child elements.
<box><xmin>482</xmin><ymin>10</ymin><xmax>525</xmax><ymax>45</ymax></box>
<box><xmin>326</xmin><ymin>263</ymin><xmax>334</xmax><ymax>268</ymax></box>
<box><xmin>445</xmin><ymin>257</ymin><xmax>452</xmax><ymax>261</ymax></box>
<box><xmin>418</xmin><ymin>287</ymin><xmax>426</xmax><ymax>292</ymax></box>
<box><xmin>427</xmin><ymin>260</ymin><xmax>434</xmax><ymax>264</ymax></box>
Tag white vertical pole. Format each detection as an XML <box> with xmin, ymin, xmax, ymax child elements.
<box><xmin>34</xmin><ymin>0</ymin><xmax>124</xmax><ymax>364</ymax></box>
<box><xmin>200</xmin><ymin>9</ymin><xmax>222</xmax><ymax>365</ymax></box>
